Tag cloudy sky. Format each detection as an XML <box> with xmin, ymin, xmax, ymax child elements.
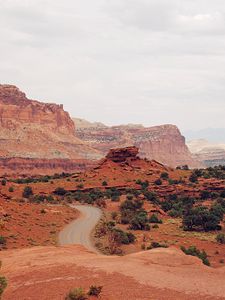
<box><xmin>0</xmin><ymin>0</ymin><xmax>225</xmax><ymax>131</ymax></box>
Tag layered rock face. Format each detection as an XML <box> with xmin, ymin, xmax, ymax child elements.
<box><xmin>0</xmin><ymin>85</ymin><xmax>75</xmax><ymax>135</ymax></box>
<box><xmin>0</xmin><ymin>85</ymin><xmax>101</xmax><ymax>162</ymax></box>
<box><xmin>187</xmin><ymin>139</ymin><xmax>225</xmax><ymax>167</ymax></box>
<box><xmin>0</xmin><ymin>157</ymin><xmax>96</xmax><ymax>175</ymax></box>
<box><xmin>75</xmin><ymin>120</ymin><xmax>200</xmax><ymax>168</ymax></box>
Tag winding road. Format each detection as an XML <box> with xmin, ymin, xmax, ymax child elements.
<box><xmin>58</xmin><ymin>205</ymin><xmax>102</xmax><ymax>253</ymax></box>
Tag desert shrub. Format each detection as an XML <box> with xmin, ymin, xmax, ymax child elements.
<box><xmin>160</xmin><ymin>172</ymin><xmax>169</xmax><ymax>179</ymax></box>
<box><xmin>183</xmin><ymin>205</ymin><xmax>223</xmax><ymax>232</ymax></box>
<box><xmin>144</xmin><ymin>191</ymin><xmax>159</xmax><ymax>204</ymax></box>
<box><xmin>216</xmin><ymin>233</ymin><xmax>225</xmax><ymax>244</ymax></box>
<box><xmin>102</xmin><ymin>180</ymin><xmax>108</xmax><ymax>186</ymax></box>
<box><xmin>54</xmin><ymin>187</ymin><xmax>67</xmax><ymax>196</ymax></box>
<box><xmin>0</xmin><ymin>237</ymin><xmax>6</xmax><ymax>246</ymax></box>
<box><xmin>0</xmin><ymin>261</ymin><xmax>7</xmax><ymax>299</ymax></box>
<box><xmin>8</xmin><ymin>186</ymin><xmax>14</xmax><ymax>192</ymax></box>
<box><xmin>152</xmin><ymin>224</ymin><xmax>159</xmax><ymax>229</ymax></box>
<box><xmin>1</xmin><ymin>179</ymin><xmax>6</xmax><ymax>186</ymax></box>
<box><xmin>154</xmin><ymin>179</ymin><xmax>162</xmax><ymax>186</ymax></box>
<box><xmin>129</xmin><ymin>211</ymin><xmax>150</xmax><ymax>231</ymax></box>
<box><xmin>149</xmin><ymin>214</ymin><xmax>162</xmax><ymax>224</ymax></box>
<box><xmin>189</xmin><ymin>173</ymin><xmax>198</xmax><ymax>183</ymax></box>
<box><xmin>65</xmin><ymin>288</ymin><xmax>87</xmax><ymax>300</ymax></box>
<box><xmin>106</xmin><ymin>188</ymin><xmax>121</xmax><ymax>201</ymax></box>
<box><xmin>88</xmin><ymin>285</ymin><xmax>103</xmax><ymax>297</ymax></box>
<box><xmin>180</xmin><ymin>246</ymin><xmax>210</xmax><ymax>266</ymax></box>
<box><xmin>76</xmin><ymin>184</ymin><xmax>84</xmax><ymax>189</ymax></box>
<box><xmin>136</xmin><ymin>179</ymin><xmax>149</xmax><ymax>190</ymax></box>
<box><xmin>147</xmin><ymin>241</ymin><xmax>168</xmax><ymax>249</ymax></box>
<box><xmin>22</xmin><ymin>186</ymin><xmax>33</xmax><ymax>198</ymax></box>
<box><xmin>200</xmin><ymin>190</ymin><xmax>211</xmax><ymax>200</ymax></box>
<box><xmin>126</xmin><ymin>194</ymin><xmax>133</xmax><ymax>200</ymax></box>
<box><xmin>112</xmin><ymin>228</ymin><xmax>136</xmax><ymax>244</ymax></box>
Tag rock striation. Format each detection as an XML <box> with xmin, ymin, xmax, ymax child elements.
<box><xmin>187</xmin><ymin>139</ymin><xmax>225</xmax><ymax>167</ymax></box>
<box><xmin>0</xmin><ymin>85</ymin><xmax>101</xmax><ymax>166</ymax></box>
<box><xmin>0</xmin><ymin>85</ymin><xmax>75</xmax><ymax>135</ymax></box>
<box><xmin>75</xmin><ymin>119</ymin><xmax>201</xmax><ymax>168</ymax></box>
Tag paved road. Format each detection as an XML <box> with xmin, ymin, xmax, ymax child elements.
<box><xmin>58</xmin><ymin>205</ymin><xmax>102</xmax><ymax>253</ymax></box>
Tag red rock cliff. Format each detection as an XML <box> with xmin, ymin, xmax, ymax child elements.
<box><xmin>75</xmin><ymin>120</ymin><xmax>201</xmax><ymax>168</ymax></box>
<box><xmin>0</xmin><ymin>85</ymin><xmax>75</xmax><ymax>135</ymax></box>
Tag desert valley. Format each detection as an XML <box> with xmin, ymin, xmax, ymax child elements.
<box><xmin>0</xmin><ymin>85</ymin><xmax>224</xmax><ymax>299</ymax></box>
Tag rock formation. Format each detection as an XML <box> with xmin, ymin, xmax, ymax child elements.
<box><xmin>106</xmin><ymin>146</ymin><xmax>139</xmax><ymax>163</ymax></box>
<box><xmin>0</xmin><ymin>85</ymin><xmax>101</xmax><ymax>164</ymax></box>
<box><xmin>75</xmin><ymin>119</ymin><xmax>201</xmax><ymax>168</ymax></box>
<box><xmin>187</xmin><ymin>139</ymin><xmax>225</xmax><ymax>167</ymax></box>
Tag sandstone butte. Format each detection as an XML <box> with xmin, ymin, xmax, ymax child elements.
<box><xmin>0</xmin><ymin>84</ymin><xmax>200</xmax><ymax>175</ymax></box>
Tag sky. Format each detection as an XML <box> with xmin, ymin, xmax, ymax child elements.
<box><xmin>0</xmin><ymin>0</ymin><xmax>225</xmax><ymax>131</ymax></box>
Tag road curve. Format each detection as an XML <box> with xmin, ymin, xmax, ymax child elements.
<box><xmin>58</xmin><ymin>205</ymin><xmax>102</xmax><ymax>253</ymax></box>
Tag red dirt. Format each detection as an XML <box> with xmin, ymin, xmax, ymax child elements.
<box><xmin>0</xmin><ymin>197</ymin><xmax>78</xmax><ymax>250</ymax></box>
<box><xmin>1</xmin><ymin>245</ymin><xmax>225</xmax><ymax>300</ymax></box>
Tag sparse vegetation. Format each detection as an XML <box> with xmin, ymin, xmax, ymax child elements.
<box><xmin>65</xmin><ymin>288</ymin><xmax>87</xmax><ymax>300</ymax></box>
<box><xmin>180</xmin><ymin>246</ymin><xmax>210</xmax><ymax>266</ymax></box>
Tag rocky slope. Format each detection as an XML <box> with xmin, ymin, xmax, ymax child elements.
<box><xmin>0</xmin><ymin>85</ymin><xmax>101</xmax><ymax>162</ymax></box>
<box><xmin>75</xmin><ymin>119</ymin><xmax>200</xmax><ymax>168</ymax></box>
<box><xmin>187</xmin><ymin>139</ymin><xmax>225</xmax><ymax>167</ymax></box>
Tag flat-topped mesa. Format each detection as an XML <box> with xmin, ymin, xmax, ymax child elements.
<box><xmin>106</xmin><ymin>146</ymin><xmax>139</xmax><ymax>163</ymax></box>
<box><xmin>0</xmin><ymin>84</ymin><xmax>75</xmax><ymax>135</ymax></box>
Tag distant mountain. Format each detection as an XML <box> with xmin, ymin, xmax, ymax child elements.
<box><xmin>183</xmin><ymin>128</ymin><xmax>225</xmax><ymax>143</ymax></box>
<box><xmin>187</xmin><ymin>139</ymin><xmax>225</xmax><ymax>167</ymax></box>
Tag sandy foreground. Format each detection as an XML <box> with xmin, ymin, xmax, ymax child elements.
<box><xmin>0</xmin><ymin>245</ymin><xmax>225</xmax><ymax>300</ymax></box>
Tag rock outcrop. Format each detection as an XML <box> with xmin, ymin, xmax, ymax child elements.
<box><xmin>75</xmin><ymin>119</ymin><xmax>201</xmax><ymax>168</ymax></box>
<box><xmin>0</xmin><ymin>85</ymin><xmax>101</xmax><ymax>163</ymax></box>
<box><xmin>106</xmin><ymin>146</ymin><xmax>139</xmax><ymax>163</ymax></box>
<box><xmin>0</xmin><ymin>85</ymin><xmax>75</xmax><ymax>135</ymax></box>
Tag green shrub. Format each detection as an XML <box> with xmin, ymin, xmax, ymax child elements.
<box><xmin>8</xmin><ymin>186</ymin><xmax>14</xmax><ymax>193</ymax></box>
<box><xmin>22</xmin><ymin>186</ymin><xmax>33</xmax><ymax>198</ymax></box>
<box><xmin>54</xmin><ymin>187</ymin><xmax>67</xmax><ymax>196</ymax></box>
<box><xmin>0</xmin><ymin>275</ymin><xmax>7</xmax><ymax>299</ymax></box>
<box><xmin>180</xmin><ymin>246</ymin><xmax>210</xmax><ymax>266</ymax></box>
<box><xmin>149</xmin><ymin>214</ymin><xmax>162</xmax><ymax>224</ymax></box>
<box><xmin>102</xmin><ymin>181</ymin><xmax>108</xmax><ymax>186</ymax></box>
<box><xmin>160</xmin><ymin>172</ymin><xmax>169</xmax><ymax>179</ymax></box>
<box><xmin>1</xmin><ymin>179</ymin><xmax>6</xmax><ymax>186</ymax></box>
<box><xmin>65</xmin><ymin>288</ymin><xmax>87</xmax><ymax>300</ymax></box>
<box><xmin>147</xmin><ymin>241</ymin><xmax>168</xmax><ymax>249</ymax></box>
